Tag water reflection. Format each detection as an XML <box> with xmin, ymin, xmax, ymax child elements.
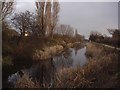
<box><xmin>53</xmin><ymin>49</ymin><xmax>73</xmax><ymax>71</ymax></box>
<box><xmin>53</xmin><ymin>46</ymin><xmax>87</xmax><ymax>69</ymax></box>
<box><xmin>72</xmin><ymin>47</ymin><xmax>87</xmax><ymax>67</ymax></box>
<box><xmin>28</xmin><ymin>59</ymin><xmax>55</xmax><ymax>87</ymax></box>
<box><xmin>7</xmin><ymin>46</ymin><xmax>87</xmax><ymax>87</ymax></box>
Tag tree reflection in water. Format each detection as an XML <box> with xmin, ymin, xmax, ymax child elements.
<box><xmin>8</xmin><ymin>47</ymin><xmax>86</xmax><ymax>88</ymax></box>
<box><xmin>53</xmin><ymin>49</ymin><xmax>73</xmax><ymax>71</ymax></box>
<box><xmin>28</xmin><ymin>59</ymin><xmax>55</xmax><ymax>87</ymax></box>
<box><xmin>27</xmin><ymin>49</ymin><xmax>74</xmax><ymax>87</ymax></box>
<box><xmin>74</xmin><ymin>44</ymin><xmax>84</xmax><ymax>56</ymax></box>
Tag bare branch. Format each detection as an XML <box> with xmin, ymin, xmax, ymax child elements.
<box><xmin>1</xmin><ymin>0</ymin><xmax>14</xmax><ymax>20</ymax></box>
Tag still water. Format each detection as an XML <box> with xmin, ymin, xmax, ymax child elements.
<box><xmin>7</xmin><ymin>46</ymin><xmax>87</xmax><ymax>87</ymax></box>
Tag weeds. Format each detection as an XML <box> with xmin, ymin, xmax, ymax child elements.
<box><xmin>54</xmin><ymin>42</ymin><xmax>118</xmax><ymax>88</ymax></box>
<box><xmin>5</xmin><ymin>42</ymin><xmax>119</xmax><ymax>88</ymax></box>
<box><xmin>14</xmin><ymin>72</ymin><xmax>40</xmax><ymax>88</ymax></box>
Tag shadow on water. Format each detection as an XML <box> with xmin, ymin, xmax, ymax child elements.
<box><xmin>4</xmin><ymin>46</ymin><xmax>87</xmax><ymax>88</ymax></box>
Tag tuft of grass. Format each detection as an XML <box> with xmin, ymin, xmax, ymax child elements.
<box><xmin>54</xmin><ymin>66</ymin><xmax>94</xmax><ymax>88</ymax></box>
<box><xmin>85</xmin><ymin>43</ymin><xmax>103</xmax><ymax>58</ymax></box>
<box><xmin>14</xmin><ymin>72</ymin><xmax>40</xmax><ymax>88</ymax></box>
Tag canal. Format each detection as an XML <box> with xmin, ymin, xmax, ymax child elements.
<box><xmin>6</xmin><ymin>46</ymin><xmax>87</xmax><ymax>88</ymax></box>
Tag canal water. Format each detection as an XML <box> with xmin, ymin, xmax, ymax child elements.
<box><xmin>6</xmin><ymin>46</ymin><xmax>87</xmax><ymax>88</ymax></box>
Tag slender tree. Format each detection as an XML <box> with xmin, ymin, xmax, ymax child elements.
<box><xmin>50</xmin><ymin>0</ymin><xmax>60</xmax><ymax>37</ymax></box>
<box><xmin>36</xmin><ymin>1</ymin><xmax>46</xmax><ymax>37</ymax></box>
<box><xmin>35</xmin><ymin>0</ymin><xmax>59</xmax><ymax>38</ymax></box>
<box><xmin>45</xmin><ymin>0</ymin><xmax>52</xmax><ymax>36</ymax></box>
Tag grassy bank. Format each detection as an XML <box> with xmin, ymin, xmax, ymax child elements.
<box><xmin>54</xmin><ymin>42</ymin><xmax>119</xmax><ymax>88</ymax></box>
<box><xmin>14</xmin><ymin>42</ymin><xmax>119</xmax><ymax>88</ymax></box>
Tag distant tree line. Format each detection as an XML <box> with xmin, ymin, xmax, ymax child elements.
<box><xmin>89</xmin><ymin>29</ymin><xmax>120</xmax><ymax>48</ymax></box>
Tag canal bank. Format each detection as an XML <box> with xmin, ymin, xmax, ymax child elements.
<box><xmin>33</xmin><ymin>42</ymin><xmax>85</xmax><ymax>60</ymax></box>
<box><xmin>7</xmin><ymin>44</ymin><xmax>87</xmax><ymax>88</ymax></box>
<box><xmin>6</xmin><ymin>42</ymin><xmax>119</xmax><ymax>88</ymax></box>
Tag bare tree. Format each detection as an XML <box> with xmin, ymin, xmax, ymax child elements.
<box><xmin>56</xmin><ymin>24</ymin><xmax>66</xmax><ymax>35</ymax></box>
<box><xmin>35</xmin><ymin>0</ymin><xmax>59</xmax><ymax>38</ymax></box>
<box><xmin>50</xmin><ymin>0</ymin><xmax>60</xmax><ymax>37</ymax></box>
<box><xmin>54</xmin><ymin>24</ymin><xmax>74</xmax><ymax>37</ymax></box>
<box><xmin>11</xmin><ymin>11</ymin><xmax>34</xmax><ymax>39</ymax></box>
<box><xmin>107</xmin><ymin>29</ymin><xmax>120</xmax><ymax>47</ymax></box>
<box><xmin>107</xmin><ymin>29</ymin><xmax>120</xmax><ymax>35</ymax></box>
<box><xmin>1</xmin><ymin>0</ymin><xmax>14</xmax><ymax>20</ymax></box>
<box><xmin>36</xmin><ymin>1</ymin><xmax>46</xmax><ymax>37</ymax></box>
<box><xmin>45</xmin><ymin>0</ymin><xmax>52</xmax><ymax>36</ymax></box>
<box><xmin>54</xmin><ymin>24</ymin><xmax>66</xmax><ymax>35</ymax></box>
<box><xmin>66</xmin><ymin>25</ymin><xmax>74</xmax><ymax>37</ymax></box>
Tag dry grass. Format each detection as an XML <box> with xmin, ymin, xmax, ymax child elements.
<box><xmin>14</xmin><ymin>72</ymin><xmax>40</xmax><ymax>88</ymax></box>
<box><xmin>85</xmin><ymin>43</ymin><xmax>103</xmax><ymax>58</ymax></box>
<box><xmin>85</xmin><ymin>43</ymin><xmax>118</xmax><ymax>88</ymax></box>
<box><xmin>14</xmin><ymin>42</ymin><xmax>119</xmax><ymax>88</ymax></box>
<box><xmin>54</xmin><ymin>66</ymin><xmax>93</xmax><ymax>88</ymax></box>
<box><xmin>54</xmin><ymin>42</ymin><xmax>118</xmax><ymax>88</ymax></box>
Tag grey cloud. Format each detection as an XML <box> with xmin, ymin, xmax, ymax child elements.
<box><xmin>14</xmin><ymin>2</ymin><xmax>118</xmax><ymax>39</ymax></box>
<box><xmin>59</xmin><ymin>2</ymin><xmax>118</xmax><ymax>39</ymax></box>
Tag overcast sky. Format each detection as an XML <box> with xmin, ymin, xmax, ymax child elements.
<box><xmin>14</xmin><ymin>1</ymin><xmax>118</xmax><ymax>39</ymax></box>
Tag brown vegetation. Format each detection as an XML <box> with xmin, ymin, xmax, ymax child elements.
<box><xmin>14</xmin><ymin>72</ymin><xmax>40</xmax><ymax>88</ymax></box>
<box><xmin>12</xmin><ymin>40</ymin><xmax>119</xmax><ymax>88</ymax></box>
<box><xmin>89</xmin><ymin>29</ymin><xmax>120</xmax><ymax>48</ymax></box>
<box><xmin>54</xmin><ymin>42</ymin><xmax>119</xmax><ymax>88</ymax></box>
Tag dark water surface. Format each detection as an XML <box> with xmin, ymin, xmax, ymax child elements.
<box><xmin>5</xmin><ymin>46</ymin><xmax>87</xmax><ymax>88</ymax></box>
